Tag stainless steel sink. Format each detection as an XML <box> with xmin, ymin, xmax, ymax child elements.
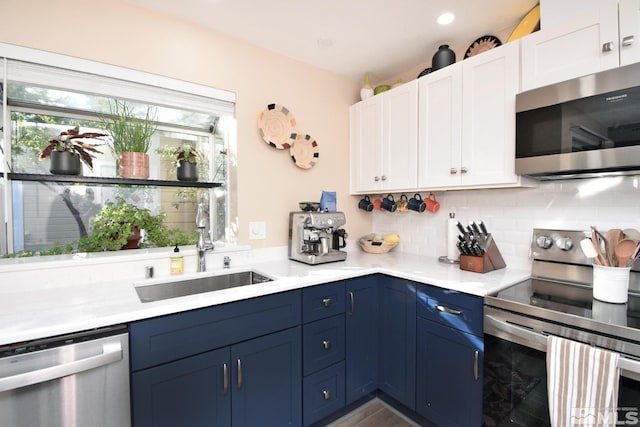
<box><xmin>134</xmin><ymin>270</ymin><xmax>273</xmax><ymax>303</ymax></box>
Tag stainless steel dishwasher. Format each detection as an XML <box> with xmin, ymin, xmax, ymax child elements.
<box><xmin>0</xmin><ymin>325</ymin><xmax>130</xmax><ymax>427</ymax></box>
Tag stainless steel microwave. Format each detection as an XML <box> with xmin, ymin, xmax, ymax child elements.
<box><xmin>516</xmin><ymin>62</ymin><xmax>640</xmax><ymax>180</ymax></box>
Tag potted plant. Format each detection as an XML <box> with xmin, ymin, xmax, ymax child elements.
<box><xmin>101</xmin><ymin>99</ymin><xmax>157</xmax><ymax>179</ymax></box>
<box><xmin>38</xmin><ymin>126</ymin><xmax>106</xmax><ymax>175</ymax></box>
<box><xmin>78</xmin><ymin>197</ymin><xmax>168</xmax><ymax>251</ymax></box>
<box><xmin>157</xmin><ymin>143</ymin><xmax>207</xmax><ymax>181</ymax></box>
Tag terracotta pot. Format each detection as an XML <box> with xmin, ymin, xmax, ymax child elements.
<box><xmin>177</xmin><ymin>160</ymin><xmax>198</xmax><ymax>182</ymax></box>
<box><xmin>119</xmin><ymin>152</ymin><xmax>149</xmax><ymax>179</ymax></box>
<box><xmin>122</xmin><ymin>226</ymin><xmax>141</xmax><ymax>250</ymax></box>
<box><xmin>50</xmin><ymin>151</ymin><xmax>81</xmax><ymax>175</ymax></box>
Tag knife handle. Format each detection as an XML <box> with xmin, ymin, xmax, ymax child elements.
<box><xmin>478</xmin><ymin>221</ymin><xmax>488</xmax><ymax>236</ymax></box>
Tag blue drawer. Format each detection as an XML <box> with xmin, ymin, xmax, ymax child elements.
<box><xmin>303</xmin><ymin>314</ymin><xmax>345</xmax><ymax>376</ymax></box>
<box><xmin>302</xmin><ymin>281</ymin><xmax>345</xmax><ymax>323</ymax></box>
<box><xmin>303</xmin><ymin>361</ymin><xmax>346</xmax><ymax>427</ymax></box>
<box><xmin>130</xmin><ymin>290</ymin><xmax>301</xmax><ymax>371</ymax></box>
<box><xmin>416</xmin><ymin>284</ymin><xmax>483</xmax><ymax>337</ymax></box>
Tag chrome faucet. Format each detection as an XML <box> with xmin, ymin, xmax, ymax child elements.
<box><xmin>196</xmin><ymin>203</ymin><xmax>214</xmax><ymax>272</ymax></box>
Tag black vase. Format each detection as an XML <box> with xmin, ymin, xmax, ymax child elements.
<box><xmin>49</xmin><ymin>151</ymin><xmax>81</xmax><ymax>175</ymax></box>
<box><xmin>177</xmin><ymin>160</ymin><xmax>198</xmax><ymax>182</ymax></box>
<box><xmin>432</xmin><ymin>45</ymin><xmax>456</xmax><ymax>71</ymax></box>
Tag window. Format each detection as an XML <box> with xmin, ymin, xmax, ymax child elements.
<box><xmin>0</xmin><ymin>53</ymin><xmax>236</xmax><ymax>256</ymax></box>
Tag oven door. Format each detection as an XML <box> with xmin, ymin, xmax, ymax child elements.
<box><xmin>483</xmin><ymin>307</ymin><xmax>640</xmax><ymax>427</ymax></box>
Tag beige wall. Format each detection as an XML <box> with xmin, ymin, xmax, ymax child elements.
<box><xmin>0</xmin><ymin>0</ymin><xmax>372</xmax><ymax>247</ymax></box>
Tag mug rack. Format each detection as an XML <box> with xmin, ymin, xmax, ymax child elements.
<box><xmin>459</xmin><ymin>234</ymin><xmax>506</xmax><ymax>273</ymax></box>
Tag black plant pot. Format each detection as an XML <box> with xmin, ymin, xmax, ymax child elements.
<box><xmin>50</xmin><ymin>151</ymin><xmax>81</xmax><ymax>175</ymax></box>
<box><xmin>177</xmin><ymin>160</ymin><xmax>198</xmax><ymax>182</ymax></box>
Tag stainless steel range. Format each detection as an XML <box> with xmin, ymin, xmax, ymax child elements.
<box><xmin>483</xmin><ymin>228</ymin><xmax>640</xmax><ymax>426</ymax></box>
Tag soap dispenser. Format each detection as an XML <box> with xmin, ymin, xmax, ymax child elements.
<box><xmin>170</xmin><ymin>243</ymin><xmax>184</xmax><ymax>275</ymax></box>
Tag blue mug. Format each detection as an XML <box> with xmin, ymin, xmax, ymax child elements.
<box><xmin>407</xmin><ymin>194</ymin><xmax>426</xmax><ymax>212</ymax></box>
<box><xmin>381</xmin><ymin>194</ymin><xmax>397</xmax><ymax>212</ymax></box>
<box><xmin>358</xmin><ymin>195</ymin><xmax>374</xmax><ymax>212</ymax></box>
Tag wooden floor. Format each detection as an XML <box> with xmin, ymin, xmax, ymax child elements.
<box><xmin>325</xmin><ymin>398</ymin><xmax>420</xmax><ymax>427</ymax></box>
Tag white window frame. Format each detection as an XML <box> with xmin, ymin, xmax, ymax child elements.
<box><xmin>0</xmin><ymin>42</ymin><xmax>237</xmax><ymax>255</ymax></box>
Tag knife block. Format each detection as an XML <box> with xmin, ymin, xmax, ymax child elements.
<box><xmin>459</xmin><ymin>236</ymin><xmax>506</xmax><ymax>273</ymax></box>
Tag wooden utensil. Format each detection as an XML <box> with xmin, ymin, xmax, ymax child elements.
<box><xmin>615</xmin><ymin>239</ymin><xmax>637</xmax><ymax>267</ymax></box>
<box><xmin>606</xmin><ymin>228</ymin><xmax>623</xmax><ymax>266</ymax></box>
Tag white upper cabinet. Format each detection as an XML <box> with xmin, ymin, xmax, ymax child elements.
<box><xmin>521</xmin><ymin>0</ymin><xmax>640</xmax><ymax>91</ymax></box>
<box><xmin>418</xmin><ymin>42</ymin><xmax>520</xmax><ymax>189</ymax></box>
<box><xmin>349</xmin><ymin>81</ymin><xmax>418</xmax><ymax>194</ymax></box>
<box><xmin>619</xmin><ymin>0</ymin><xmax>640</xmax><ymax>66</ymax></box>
<box><xmin>417</xmin><ymin>64</ymin><xmax>463</xmax><ymax>188</ymax></box>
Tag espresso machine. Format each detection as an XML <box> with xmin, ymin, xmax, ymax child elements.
<box><xmin>288</xmin><ymin>211</ymin><xmax>348</xmax><ymax>264</ymax></box>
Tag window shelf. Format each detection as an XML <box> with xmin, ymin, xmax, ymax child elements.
<box><xmin>7</xmin><ymin>173</ymin><xmax>223</xmax><ymax>188</ymax></box>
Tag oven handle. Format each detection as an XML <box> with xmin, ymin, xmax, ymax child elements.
<box><xmin>485</xmin><ymin>314</ymin><xmax>640</xmax><ymax>377</ymax></box>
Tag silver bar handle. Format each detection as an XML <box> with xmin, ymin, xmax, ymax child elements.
<box><xmin>473</xmin><ymin>350</ymin><xmax>479</xmax><ymax>381</ymax></box>
<box><xmin>622</xmin><ymin>35</ymin><xmax>635</xmax><ymax>46</ymax></box>
<box><xmin>435</xmin><ymin>304</ymin><xmax>462</xmax><ymax>315</ymax></box>
<box><xmin>322</xmin><ymin>298</ymin><xmax>331</xmax><ymax>308</ymax></box>
<box><xmin>223</xmin><ymin>363</ymin><xmax>229</xmax><ymax>395</ymax></box>
<box><xmin>602</xmin><ymin>41</ymin><xmax>614</xmax><ymax>52</ymax></box>
<box><xmin>323</xmin><ymin>390</ymin><xmax>331</xmax><ymax>400</ymax></box>
<box><xmin>461</xmin><ymin>167</ymin><xmax>468</xmax><ymax>174</ymax></box>
<box><xmin>323</xmin><ymin>340</ymin><xmax>331</xmax><ymax>350</ymax></box>
<box><xmin>485</xmin><ymin>314</ymin><xmax>640</xmax><ymax>376</ymax></box>
<box><xmin>0</xmin><ymin>342</ymin><xmax>122</xmax><ymax>393</ymax></box>
<box><xmin>237</xmin><ymin>359</ymin><xmax>243</xmax><ymax>390</ymax></box>
<box><xmin>450</xmin><ymin>168</ymin><xmax>457</xmax><ymax>175</ymax></box>
<box><xmin>348</xmin><ymin>291</ymin><xmax>354</xmax><ymax>315</ymax></box>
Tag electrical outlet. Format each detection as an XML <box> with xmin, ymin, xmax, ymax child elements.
<box><xmin>249</xmin><ymin>221</ymin><xmax>266</xmax><ymax>240</ymax></box>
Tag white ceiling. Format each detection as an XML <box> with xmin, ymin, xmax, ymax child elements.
<box><xmin>128</xmin><ymin>0</ymin><xmax>539</xmax><ymax>82</ymax></box>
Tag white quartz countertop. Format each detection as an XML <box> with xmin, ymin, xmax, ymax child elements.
<box><xmin>0</xmin><ymin>249</ymin><xmax>530</xmax><ymax>346</ymax></box>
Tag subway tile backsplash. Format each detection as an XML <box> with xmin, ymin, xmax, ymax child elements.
<box><xmin>372</xmin><ymin>176</ymin><xmax>640</xmax><ymax>270</ymax></box>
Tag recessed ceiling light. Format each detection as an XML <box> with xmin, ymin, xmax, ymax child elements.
<box><xmin>437</xmin><ymin>12</ymin><xmax>455</xmax><ymax>26</ymax></box>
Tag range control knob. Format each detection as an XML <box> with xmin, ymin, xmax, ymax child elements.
<box><xmin>535</xmin><ymin>235</ymin><xmax>553</xmax><ymax>249</ymax></box>
<box><xmin>555</xmin><ymin>237</ymin><xmax>574</xmax><ymax>251</ymax></box>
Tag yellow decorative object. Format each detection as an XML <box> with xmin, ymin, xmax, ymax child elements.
<box><xmin>508</xmin><ymin>5</ymin><xmax>541</xmax><ymax>43</ymax></box>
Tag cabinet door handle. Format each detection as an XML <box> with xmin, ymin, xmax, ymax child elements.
<box><xmin>323</xmin><ymin>390</ymin><xmax>331</xmax><ymax>400</ymax></box>
<box><xmin>223</xmin><ymin>363</ymin><xmax>229</xmax><ymax>395</ymax></box>
<box><xmin>622</xmin><ymin>35</ymin><xmax>635</xmax><ymax>46</ymax></box>
<box><xmin>461</xmin><ymin>167</ymin><xmax>468</xmax><ymax>174</ymax></box>
<box><xmin>348</xmin><ymin>291</ymin><xmax>355</xmax><ymax>315</ymax></box>
<box><xmin>374</xmin><ymin>176</ymin><xmax>380</xmax><ymax>182</ymax></box>
<box><xmin>473</xmin><ymin>350</ymin><xmax>479</xmax><ymax>381</ymax></box>
<box><xmin>602</xmin><ymin>41</ymin><xmax>614</xmax><ymax>52</ymax></box>
<box><xmin>435</xmin><ymin>304</ymin><xmax>462</xmax><ymax>315</ymax></box>
<box><xmin>323</xmin><ymin>340</ymin><xmax>331</xmax><ymax>350</ymax></box>
<box><xmin>450</xmin><ymin>168</ymin><xmax>457</xmax><ymax>175</ymax></box>
<box><xmin>322</xmin><ymin>298</ymin><xmax>332</xmax><ymax>307</ymax></box>
<box><xmin>236</xmin><ymin>359</ymin><xmax>243</xmax><ymax>390</ymax></box>
<box><xmin>381</xmin><ymin>175</ymin><xmax>387</xmax><ymax>181</ymax></box>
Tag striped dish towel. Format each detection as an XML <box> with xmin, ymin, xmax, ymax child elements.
<box><xmin>547</xmin><ymin>335</ymin><xmax>620</xmax><ymax>427</ymax></box>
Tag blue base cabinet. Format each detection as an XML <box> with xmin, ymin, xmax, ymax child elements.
<box><xmin>416</xmin><ymin>284</ymin><xmax>484</xmax><ymax>427</ymax></box>
<box><xmin>132</xmin><ymin>327</ymin><xmax>301</xmax><ymax>427</ymax></box>
<box><xmin>345</xmin><ymin>276</ymin><xmax>379</xmax><ymax>405</ymax></box>
<box><xmin>301</xmin><ymin>282</ymin><xmax>347</xmax><ymax>426</ymax></box>
<box><xmin>130</xmin><ymin>291</ymin><xmax>301</xmax><ymax>427</ymax></box>
<box><xmin>130</xmin><ymin>277</ymin><xmax>486</xmax><ymax>427</ymax></box>
<box><xmin>378</xmin><ymin>276</ymin><xmax>416</xmax><ymax>410</ymax></box>
<box><xmin>131</xmin><ymin>347</ymin><xmax>231</xmax><ymax>427</ymax></box>
<box><xmin>231</xmin><ymin>327</ymin><xmax>302</xmax><ymax>427</ymax></box>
